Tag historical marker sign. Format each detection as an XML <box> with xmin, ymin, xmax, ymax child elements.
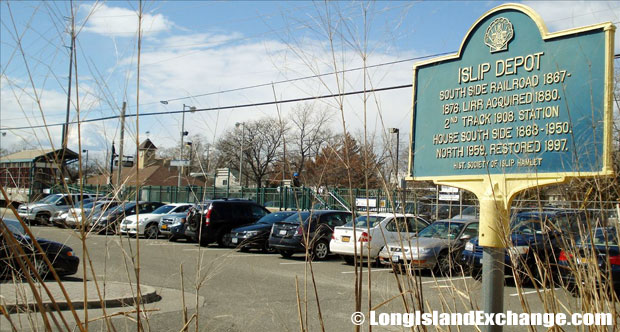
<box><xmin>408</xmin><ymin>4</ymin><xmax>614</xmax><ymax>181</ymax></box>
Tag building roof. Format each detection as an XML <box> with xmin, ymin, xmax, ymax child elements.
<box><xmin>86</xmin><ymin>164</ymin><xmax>205</xmax><ymax>187</ymax></box>
<box><xmin>0</xmin><ymin>148</ymin><xmax>78</xmax><ymax>163</ymax></box>
<box><xmin>138</xmin><ymin>139</ymin><xmax>157</xmax><ymax>150</ymax></box>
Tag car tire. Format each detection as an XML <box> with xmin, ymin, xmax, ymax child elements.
<box><xmin>471</xmin><ymin>267</ymin><xmax>482</xmax><ymax>281</ymax></box>
<box><xmin>312</xmin><ymin>240</ymin><xmax>330</xmax><ymax>261</ymax></box>
<box><xmin>342</xmin><ymin>255</ymin><xmax>354</xmax><ymax>265</ymax></box>
<box><xmin>435</xmin><ymin>251</ymin><xmax>452</xmax><ymax>276</ymax></box>
<box><xmin>239</xmin><ymin>246</ymin><xmax>250</xmax><ymax>253</ymax></box>
<box><xmin>262</xmin><ymin>241</ymin><xmax>275</xmax><ymax>253</ymax></box>
<box><xmin>144</xmin><ymin>224</ymin><xmax>159</xmax><ymax>239</ymax></box>
<box><xmin>36</xmin><ymin>212</ymin><xmax>50</xmax><ymax>226</ymax></box>
<box><xmin>168</xmin><ymin>235</ymin><xmax>178</xmax><ymax>242</ymax></box>
<box><xmin>217</xmin><ymin>231</ymin><xmax>231</xmax><ymax>248</ymax></box>
<box><xmin>31</xmin><ymin>257</ymin><xmax>49</xmax><ymax>280</ymax></box>
<box><xmin>279</xmin><ymin>250</ymin><xmax>294</xmax><ymax>258</ymax></box>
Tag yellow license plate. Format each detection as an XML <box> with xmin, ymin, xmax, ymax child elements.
<box><xmin>342</xmin><ymin>236</ymin><xmax>350</xmax><ymax>242</ymax></box>
<box><xmin>161</xmin><ymin>224</ymin><xmax>168</xmax><ymax>229</ymax></box>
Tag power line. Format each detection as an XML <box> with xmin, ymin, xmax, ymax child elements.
<box><xmin>4</xmin><ymin>52</ymin><xmax>620</xmax><ymax>131</ymax></box>
<box><xmin>2</xmin><ymin>84</ymin><xmax>413</xmax><ymax>131</ymax></box>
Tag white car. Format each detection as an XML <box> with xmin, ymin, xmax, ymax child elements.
<box><xmin>330</xmin><ymin>213</ymin><xmax>429</xmax><ymax>264</ymax></box>
<box><xmin>65</xmin><ymin>200</ymin><xmax>120</xmax><ymax>228</ymax></box>
<box><xmin>120</xmin><ymin>203</ymin><xmax>193</xmax><ymax>239</ymax></box>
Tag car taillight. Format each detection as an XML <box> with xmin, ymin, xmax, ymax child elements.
<box><xmin>609</xmin><ymin>254</ymin><xmax>620</xmax><ymax>266</ymax></box>
<box><xmin>295</xmin><ymin>226</ymin><xmax>303</xmax><ymax>236</ymax></box>
<box><xmin>331</xmin><ymin>234</ymin><xmax>335</xmax><ymax>240</ymax></box>
<box><xmin>558</xmin><ymin>250</ymin><xmax>570</xmax><ymax>262</ymax></box>
<box><xmin>205</xmin><ymin>208</ymin><xmax>212</xmax><ymax>226</ymax></box>
<box><xmin>359</xmin><ymin>232</ymin><xmax>371</xmax><ymax>242</ymax></box>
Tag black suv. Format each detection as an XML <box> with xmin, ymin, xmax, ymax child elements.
<box><xmin>185</xmin><ymin>199</ymin><xmax>270</xmax><ymax>246</ymax></box>
<box><xmin>268</xmin><ymin>210</ymin><xmax>351</xmax><ymax>260</ymax></box>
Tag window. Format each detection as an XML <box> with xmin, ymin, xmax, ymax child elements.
<box><xmin>251</xmin><ymin>205</ymin><xmax>268</xmax><ymax>219</ymax></box>
<box><xmin>407</xmin><ymin>217</ymin><xmax>428</xmax><ymax>232</ymax></box>
<box><xmin>461</xmin><ymin>223</ymin><xmax>479</xmax><ymax>238</ymax></box>
<box><xmin>385</xmin><ymin>218</ymin><xmax>408</xmax><ymax>233</ymax></box>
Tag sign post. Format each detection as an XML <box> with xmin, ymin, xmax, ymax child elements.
<box><xmin>407</xmin><ymin>4</ymin><xmax>614</xmax><ymax>331</ymax></box>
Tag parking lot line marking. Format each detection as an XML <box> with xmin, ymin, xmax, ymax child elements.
<box><xmin>341</xmin><ymin>269</ymin><xmax>391</xmax><ymax>274</ymax></box>
<box><xmin>509</xmin><ymin>288</ymin><xmax>560</xmax><ymax>297</ymax></box>
<box><xmin>279</xmin><ymin>261</ymin><xmax>325</xmax><ymax>265</ymax></box>
<box><xmin>228</xmin><ymin>254</ymin><xmax>260</xmax><ymax>257</ymax></box>
<box><xmin>182</xmin><ymin>248</ymin><xmax>231</xmax><ymax>251</ymax></box>
<box><xmin>420</xmin><ymin>276</ymin><xmax>472</xmax><ymax>284</ymax></box>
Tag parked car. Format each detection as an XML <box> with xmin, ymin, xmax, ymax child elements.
<box><xmin>269</xmin><ymin>210</ymin><xmax>352</xmax><ymax>260</ymax></box>
<box><xmin>120</xmin><ymin>203</ymin><xmax>193</xmax><ymax>239</ymax></box>
<box><xmin>230</xmin><ymin>211</ymin><xmax>297</xmax><ymax>252</ymax></box>
<box><xmin>461</xmin><ymin>209</ymin><xmax>596</xmax><ymax>282</ymax></box>
<box><xmin>50</xmin><ymin>197</ymin><xmax>97</xmax><ymax>227</ymax></box>
<box><xmin>378</xmin><ymin>219</ymin><xmax>478</xmax><ymax>274</ymax></box>
<box><xmin>159</xmin><ymin>212</ymin><xmax>191</xmax><ymax>242</ymax></box>
<box><xmin>1</xmin><ymin>218</ymin><xmax>79</xmax><ymax>279</ymax></box>
<box><xmin>185</xmin><ymin>199</ymin><xmax>270</xmax><ymax>246</ymax></box>
<box><xmin>17</xmin><ymin>193</ymin><xmax>95</xmax><ymax>225</ymax></box>
<box><xmin>330</xmin><ymin>213</ymin><xmax>429</xmax><ymax>264</ymax></box>
<box><xmin>65</xmin><ymin>200</ymin><xmax>121</xmax><ymax>228</ymax></box>
<box><xmin>558</xmin><ymin>227</ymin><xmax>620</xmax><ymax>294</ymax></box>
<box><xmin>90</xmin><ymin>201</ymin><xmax>164</xmax><ymax>234</ymax></box>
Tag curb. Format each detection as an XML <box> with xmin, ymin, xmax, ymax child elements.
<box><xmin>2</xmin><ymin>283</ymin><xmax>160</xmax><ymax>314</ymax></box>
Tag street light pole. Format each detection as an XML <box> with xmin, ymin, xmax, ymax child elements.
<box><xmin>235</xmin><ymin>122</ymin><xmax>245</xmax><ymax>187</ymax></box>
<box><xmin>82</xmin><ymin>149</ymin><xmax>88</xmax><ymax>184</ymax></box>
<box><xmin>389</xmin><ymin>128</ymin><xmax>400</xmax><ymax>185</ymax></box>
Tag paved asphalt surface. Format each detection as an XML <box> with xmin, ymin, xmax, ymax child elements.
<box><xmin>0</xmin><ymin>217</ymin><xmax>610</xmax><ymax>331</ymax></box>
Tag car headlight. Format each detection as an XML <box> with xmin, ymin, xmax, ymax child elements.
<box><xmin>508</xmin><ymin>246</ymin><xmax>529</xmax><ymax>256</ymax></box>
<box><xmin>465</xmin><ymin>242</ymin><xmax>474</xmax><ymax>252</ymax></box>
<box><xmin>245</xmin><ymin>231</ymin><xmax>259</xmax><ymax>237</ymax></box>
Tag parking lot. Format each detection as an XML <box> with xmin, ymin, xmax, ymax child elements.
<box><xmin>1</xmin><ymin>221</ymin><xmax>599</xmax><ymax>332</ymax></box>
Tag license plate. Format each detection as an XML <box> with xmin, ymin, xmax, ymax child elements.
<box><xmin>231</xmin><ymin>238</ymin><xmax>238</xmax><ymax>244</ymax></box>
<box><xmin>342</xmin><ymin>236</ymin><xmax>350</xmax><ymax>242</ymax></box>
<box><xmin>279</xmin><ymin>230</ymin><xmax>287</xmax><ymax>235</ymax></box>
<box><xmin>121</xmin><ymin>226</ymin><xmax>126</xmax><ymax>231</ymax></box>
<box><xmin>392</xmin><ymin>254</ymin><xmax>400</xmax><ymax>263</ymax></box>
<box><xmin>161</xmin><ymin>224</ymin><xmax>167</xmax><ymax>230</ymax></box>
<box><xmin>577</xmin><ymin>257</ymin><xmax>595</xmax><ymax>265</ymax></box>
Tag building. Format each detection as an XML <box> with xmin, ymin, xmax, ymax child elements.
<box><xmin>0</xmin><ymin>148</ymin><xmax>78</xmax><ymax>205</ymax></box>
<box><xmin>86</xmin><ymin>139</ymin><xmax>207</xmax><ymax>187</ymax></box>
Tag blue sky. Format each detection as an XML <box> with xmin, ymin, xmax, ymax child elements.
<box><xmin>1</xmin><ymin>1</ymin><xmax>619</xmax><ymax>163</ymax></box>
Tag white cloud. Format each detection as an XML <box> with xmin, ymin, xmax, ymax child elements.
<box><xmin>524</xmin><ymin>1</ymin><xmax>620</xmax><ymax>51</ymax></box>
<box><xmin>81</xmin><ymin>3</ymin><xmax>172</xmax><ymax>37</ymax></box>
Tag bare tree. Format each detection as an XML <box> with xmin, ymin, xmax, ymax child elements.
<box><xmin>287</xmin><ymin>103</ymin><xmax>334</xmax><ymax>176</ymax></box>
<box><xmin>215</xmin><ymin>117</ymin><xmax>285</xmax><ymax>187</ymax></box>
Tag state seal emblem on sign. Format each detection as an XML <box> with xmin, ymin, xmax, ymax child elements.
<box><xmin>484</xmin><ymin>17</ymin><xmax>514</xmax><ymax>53</ymax></box>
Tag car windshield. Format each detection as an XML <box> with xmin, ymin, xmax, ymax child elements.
<box><xmin>581</xmin><ymin>228</ymin><xmax>619</xmax><ymax>247</ymax></box>
<box><xmin>257</xmin><ymin>212</ymin><xmax>296</xmax><ymax>224</ymax></box>
<box><xmin>152</xmin><ymin>205</ymin><xmax>176</xmax><ymax>214</ymax></box>
<box><xmin>39</xmin><ymin>194</ymin><xmax>61</xmax><ymax>204</ymax></box>
<box><xmin>344</xmin><ymin>215</ymin><xmax>384</xmax><ymax>228</ymax></box>
<box><xmin>282</xmin><ymin>212</ymin><xmax>311</xmax><ymax>224</ymax></box>
<box><xmin>417</xmin><ymin>221</ymin><xmax>465</xmax><ymax>240</ymax></box>
<box><xmin>511</xmin><ymin>219</ymin><xmax>543</xmax><ymax>235</ymax></box>
<box><xmin>81</xmin><ymin>201</ymin><xmax>97</xmax><ymax>209</ymax></box>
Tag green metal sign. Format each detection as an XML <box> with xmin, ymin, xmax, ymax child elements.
<box><xmin>409</xmin><ymin>4</ymin><xmax>614</xmax><ymax>180</ymax></box>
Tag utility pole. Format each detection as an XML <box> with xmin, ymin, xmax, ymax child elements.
<box><xmin>116</xmin><ymin>102</ymin><xmax>126</xmax><ymax>187</ymax></box>
<box><xmin>61</xmin><ymin>10</ymin><xmax>74</xmax><ymax>150</ymax></box>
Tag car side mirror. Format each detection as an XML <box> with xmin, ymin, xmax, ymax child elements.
<box><xmin>460</xmin><ymin>234</ymin><xmax>472</xmax><ymax>241</ymax></box>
